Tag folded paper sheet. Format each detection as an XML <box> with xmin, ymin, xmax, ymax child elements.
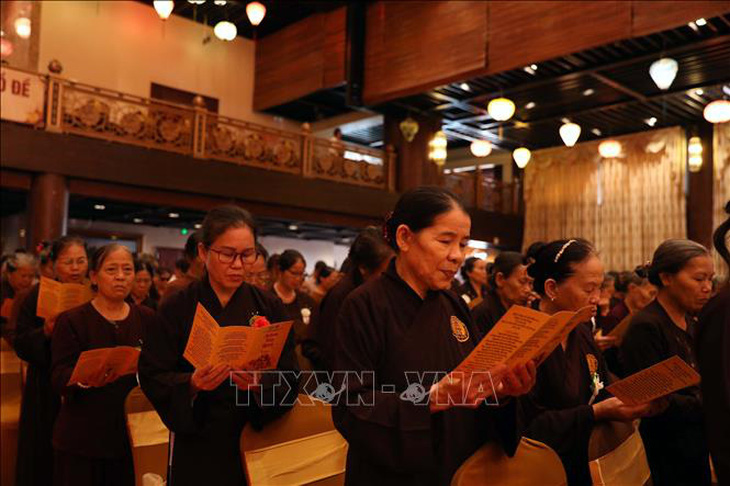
<box><xmin>37</xmin><ymin>277</ymin><xmax>94</xmax><ymax>319</ymax></box>
<box><xmin>606</xmin><ymin>355</ymin><xmax>700</xmax><ymax>406</ymax></box>
<box><xmin>68</xmin><ymin>346</ymin><xmax>140</xmax><ymax>385</ymax></box>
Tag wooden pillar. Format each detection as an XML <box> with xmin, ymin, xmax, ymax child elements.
<box><xmin>686</xmin><ymin>123</ymin><xmax>714</xmax><ymax>249</ymax></box>
<box><xmin>28</xmin><ymin>173</ymin><xmax>68</xmax><ymax>249</ymax></box>
<box><xmin>384</xmin><ymin>113</ymin><xmax>442</xmax><ymax>192</ymax></box>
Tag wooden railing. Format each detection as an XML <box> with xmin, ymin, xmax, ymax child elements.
<box><xmin>1</xmin><ymin>66</ymin><xmax>395</xmax><ymax>191</ymax></box>
<box><xmin>442</xmin><ymin>172</ymin><xmax>522</xmax><ymax>215</ymax></box>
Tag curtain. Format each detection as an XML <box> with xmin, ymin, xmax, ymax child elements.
<box><xmin>713</xmin><ymin>122</ymin><xmax>730</xmax><ymax>280</ymax></box>
<box><xmin>524</xmin><ymin>127</ymin><xmax>686</xmax><ymax>271</ymax></box>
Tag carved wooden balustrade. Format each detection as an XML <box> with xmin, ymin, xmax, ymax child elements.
<box><xmin>442</xmin><ymin>171</ymin><xmax>522</xmax><ymax>215</ymax></box>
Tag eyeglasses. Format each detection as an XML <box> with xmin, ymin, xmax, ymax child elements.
<box><xmin>209</xmin><ymin>247</ymin><xmax>257</xmax><ymax>265</ymax></box>
<box><xmin>58</xmin><ymin>257</ymin><xmax>88</xmax><ymax>267</ymax></box>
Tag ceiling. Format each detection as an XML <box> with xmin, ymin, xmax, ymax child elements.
<box><xmin>1</xmin><ymin>189</ymin><xmax>359</xmax><ymax>245</ymax></box>
<box><xmin>269</xmin><ymin>12</ymin><xmax>730</xmax><ymax>151</ymax></box>
<box><xmin>139</xmin><ymin>0</ymin><xmax>347</xmax><ymax>40</ymax></box>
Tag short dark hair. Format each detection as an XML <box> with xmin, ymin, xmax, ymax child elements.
<box><xmin>460</xmin><ymin>257</ymin><xmax>480</xmax><ymax>282</ymax></box>
<box><xmin>384</xmin><ymin>186</ymin><xmax>466</xmax><ymax>252</ymax></box>
<box><xmin>200</xmin><ymin>205</ymin><xmax>257</xmax><ymax>248</ymax></box>
<box><xmin>489</xmin><ymin>251</ymin><xmax>527</xmax><ymax>288</ymax></box>
<box><xmin>713</xmin><ymin>201</ymin><xmax>730</xmax><ymax>281</ymax></box>
<box><xmin>50</xmin><ymin>235</ymin><xmax>87</xmax><ymax>263</ymax></box>
<box><xmin>278</xmin><ymin>249</ymin><xmax>305</xmax><ymax>272</ymax></box>
<box><xmin>527</xmin><ymin>239</ymin><xmax>596</xmax><ymax>295</ymax></box>
<box><xmin>175</xmin><ymin>258</ymin><xmax>190</xmax><ymax>273</ymax></box>
<box><xmin>638</xmin><ymin>239</ymin><xmax>709</xmax><ymax>288</ymax></box>
<box><xmin>90</xmin><ymin>244</ymin><xmax>133</xmax><ymax>273</ymax></box>
<box><xmin>183</xmin><ymin>232</ymin><xmax>201</xmax><ymax>261</ymax></box>
<box><xmin>267</xmin><ymin>254</ymin><xmax>280</xmax><ymax>272</ymax></box>
<box><xmin>316</xmin><ymin>266</ymin><xmax>335</xmax><ymax>284</ymax></box>
<box><xmin>255</xmin><ymin>243</ymin><xmax>269</xmax><ymax>263</ymax></box>
<box><xmin>348</xmin><ymin>227</ymin><xmax>393</xmax><ymax>272</ymax></box>
<box><xmin>134</xmin><ymin>259</ymin><xmax>155</xmax><ymax>276</ymax></box>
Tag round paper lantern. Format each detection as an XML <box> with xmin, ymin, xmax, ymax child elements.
<box><xmin>487</xmin><ymin>97</ymin><xmax>516</xmax><ymax>121</ymax></box>
<box><xmin>513</xmin><ymin>147</ymin><xmax>531</xmax><ymax>169</ymax></box>
<box><xmin>559</xmin><ymin>122</ymin><xmax>581</xmax><ymax>147</ymax></box>
<box><xmin>703</xmin><ymin>100</ymin><xmax>730</xmax><ymax>124</ymax></box>
<box><xmin>598</xmin><ymin>139</ymin><xmax>622</xmax><ymax>158</ymax></box>
<box><xmin>470</xmin><ymin>140</ymin><xmax>492</xmax><ymax>158</ymax></box>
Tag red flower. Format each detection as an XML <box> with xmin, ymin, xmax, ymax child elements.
<box><xmin>251</xmin><ymin>316</ymin><xmax>271</xmax><ymax>328</ymax></box>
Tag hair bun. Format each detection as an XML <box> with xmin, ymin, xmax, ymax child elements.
<box><xmin>634</xmin><ymin>263</ymin><xmax>650</xmax><ymax>279</ymax></box>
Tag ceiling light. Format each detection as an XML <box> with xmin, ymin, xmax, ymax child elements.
<box><xmin>582</xmin><ymin>88</ymin><xmax>595</xmax><ymax>96</ymax></box>
<box><xmin>694</xmin><ymin>88</ymin><xmax>704</xmax><ymax>96</ymax></box>
<box><xmin>399</xmin><ymin>116</ymin><xmax>419</xmax><ymax>142</ymax></box>
<box><xmin>0</xmin><ymin>38</ymin><xmax>13</xmax><ymax>58</ymax></box>
<box><xmin>470</xmin><ymin>140</ymin><xmax>492</xmax><ymax>158</ymax></box>
<box><xmin>246</xmin><ymin>2</ymin><xmax>266</xmax><ymax>26</ymax></box>
<box><xmin>525</xmin><ymin>101</ymin><xmax>536</xmax><ymax>110</ymax></box>
<box><xmin>214</xmin><ymin>20</ymin><xmax>237</xmax><ymax>41</ymax></box>
<box><xmin>444</xmin><ymin>169</ymin><xmax>452</xmax><ymax>174</ymax></box>
<box><xmin>187</xmin><ymin>0</ymin><xmax>205</xmax><ymax>4</ymax></box>
<box><xmin>695</xmin><ymin>18</ymin><xmax>707</xmax><ymax>26</ymax></box>
<box><xmin>459</xmin><ymin>83</ymin><xmax>470</xmax><ymax>91</ymax></box>
<box><xmin>559</xmin><ymin>122</ymin><xmax>581</xmax><ymax>147</ymax></box>
<box><xmin>168</xmin><ymin>212</ymin><xmax>180</xmax><ymax>218</ymax></box>
<box><xmin>688</xmin><ymin>136</ymin><xmax>703</xmax><ymax>172</ymax></box>
<box><xmin>133</xmin><ymin>218</ymin><xmax>144</xmax><ymax>224</ymax></box>
<box><xmin>153</xmin><ymin>1</ymin><xmax>174</xmax><ymax>20</ymax></box>
<box><xmin>94</xmin><ymin>204</ymin><xmax>106</xmax><ymax>210</ymax></box>
<box><xmin>530</xmin><ymin>64</ymin><xmax>538</xmax><ymax>70</ymax></box>
<box><xmin>288</xmin><ymin>224</ymin><xmax>299</xmax><ymax>231</ymax></box>
<box><xmin>591</xmin><ymin>128</ymin><xmax>602</xmax><ymax>136</ymax></box>
<box><xmin>428</xmin><ymin>131</ymin><xmax>448</xmax><ymax>166</ymax></box>
<box><xmin>14</xmin><ymin>17</ymin><xmax>31</xmax><ymax>39</ymax></box>
<box><xmin>523</xmin><ymin>66</ymin><xmax>536</xmax><ymax>75</ymax></box>
<box><xmin>645</xmin><ymin>117</ymin><xmax>657</xmax><ymax>127</ymax></box>
<box><xmin>214</xmin><ymin>0</ymin><xmax>227</xmax><ymax>5</ymax></box>
<box><xmin>723</xmin><ymin>85</ymin><xmax>730</xmax><ymax>97</ymax></box>
<box><xmin>194</xmin><ymin>223</ymin><xmax>202</xmax><ymax>229</ymax></box>
<box><xmin>487</xmin><ymin>97</ymin><xmax>516</xmax><ymax>121</ymax></box>
<box><xmin>703</xmin><ymin>100</ymin><xmax>730</xmax><ymax>124</ymax></box>
<box><xmin>649</xmin><ymin>57</ymin><xmax>678</xmax><ymax>90</ymax></box>
<box><xmin>513</xmin><ymin>147</ymin><xmax>531</xmax><ymax>169</ymax></box>
<box><xmin>598</xmin><ymin>139</ymin><xmax>622</xmax><ymax>158</ymax></box>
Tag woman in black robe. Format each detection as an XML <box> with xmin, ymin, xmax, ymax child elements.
<box><xmin>272</xmin><ymin>249</ymin><xmax>317</xmax><ymax>343</ymax></box>
<box><xmin>456</xmin><ymin>256</ymin><xmax>487</xmax><ymax>305</ymax></box>
<box><xmin>471</xmin><ymin>251</ymin><xmax>532</xmax><ymax>336</ymax></box>
<box><xmin>51</xmin><ymin>244</ymin><xmax>152</xmax><ymax>486</ymax></box>
<box><xmin>620</xmin><ymin>239</ymin><xmax>714</xmax><ymax>485</ymax></box>
<box><xmin>126</xmin><ymin>260</ymin><xmax>158</xmax><ymax>310</ymax></box>
<box><xmin>302</xmin><ymin>227</ymin><xmax>393</xmax><ymax>372</ymax></box>
<box><xmin>1</xmin><ymin>252</ymin><xmax>36</xmax><ymax>343</ymax></box>
<box><xmin>523</xmin><ymin>239</ymin><xmax>657</xmax><ymax>486</ymax></box>
<box><xmin>14</xmin><ymin>236</ymin><xmax>89</xmax><ymax>486</ymax></box>
<box><xmin>138</xmin><ymin>205</ymin><xmax>298</xmax><ymax>486</ymax></box>
<box><xmin>332</xmin><ymin>187</ymin><xmax>537</xmax><ymax>486</ymax></box>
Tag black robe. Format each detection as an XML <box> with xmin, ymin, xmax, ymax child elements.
<box><xmin>279</xmin><ymin>290</ymin><xmax>317</xmax><ymax>343</ymax></box>
<box><xmin>599</xmin><ymin>299</ymin><xmax>630</xmax><ymax>377</ymax></box>
<box><xmin>138</xmin><ymin>276</ymin><xmax>299</xmax><ymax>486</ymax></box>
<box><xmin>620</xmin><ymin>299</ymin><xmax>710</xmax><ymax>486</ymax></box>
<box><xmin>470</xmin><ymin>289</ymin><xmax>507</xmax><ymax>336</ymax></box>
<box><xmin>13</xmin><ymin>284</ymin><xmax>61</xmax><ymax>486</ymax></box>
<box><xmin>332</xmin><ymin>261</ymin><xmax>520</xmax><ymax>486</ymax></box>
<box><xmin>456</xmin><ymin>281</ymin><xmax>486</xmax><ymax>304</ymax></box>
<box><xmin>524</xmin><ymin>323</ymin><xmax>612</xmax><ymax>486</ymax></box>
<box><xmin>50</xmin><ymin>302</ymin><xmax>151</xmax><ymax>486</ymax></box>
<box><xmin>695</xmin><ymin>288</ymin><xmax>730</xmax><ymax>484</ymax></box>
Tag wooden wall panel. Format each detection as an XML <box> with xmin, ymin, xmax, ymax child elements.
<box><xmin>632</xmin><ymin>1</ymin><xmax>730</xmax><ymax>37</ymax></box>
<box><xmin>363</xmin><ymin>1</ymin><xmax>488</xmax><ymax>105</ymax></box>
<box><xmin>254</xmin><ymin>7</ymin><xmax>346</xmax><ymax>111</ymax></box>
<box><xmin>488</xmin><ymin>1</ymin><xmax>631</xmax><ymax>74</ymax></box>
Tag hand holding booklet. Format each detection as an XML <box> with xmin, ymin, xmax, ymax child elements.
<box><xmin>183</xmin><ymin>304</ymin><xmax>293</xmax><ymax>371</ymax></box>
<box><xmin>455</xmin><ymin>305</ymin><xmax>595</xmax><ymax>374</ymax></box>
<box><xmin>606</xmin><ymin>355</ymin><xmax>700</xmax><ymax>405</ymax></box>
<box><xmin>68</xmin><ymin>346</ymin><xmax>140</xmax><ymax>386</ymax></box>
<box><xmin>37</xmin><ymin>276</ymin><xmax>94</xmax><ymax>319</ymax></box>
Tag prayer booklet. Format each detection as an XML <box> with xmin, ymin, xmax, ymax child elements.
<box><xmin>605</xmin><ymin>355</ymin><xmax>700</xmax><ymax>405</ymax></box>
<box><xmin>37</xmin><ymin>276</ymin><xmax>94</xmax><ymax>319</ymax></box>
<box><xmin>455</xmin><ymin>305</ymin><xmax>594</xmax><ymax>374</ymax></box>
<box><xmin>605</xmin><ymin>314</ymin><xmax>633</xmax><ymax>343</ymax></box>
<box><xmin>184</xmin><ymin>303</ymin><xmax>293</xmax><ymax>370</ymax></box>
<box><xmin>68</xmin><ymin>346</ymin><xmax>140</xmax><ymax>385</ymax></box>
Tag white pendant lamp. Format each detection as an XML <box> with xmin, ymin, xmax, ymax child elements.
<box><xmin>487</xmin><ymin>97</ymin><xmax>516</xmax><ymax>121</ymax></box>
<box><xmin>214</xmin><ymin>20</ymin><xmax>237</xmax><ymax>41</ymax></box>
<box><xmin>559</xmin><ymin>122</ymin><xmax>581</xmax><ymax>147</ymax></box>
<box><xmin>598</xmin><ymin>139</ymin><xmax>622</xmax><ymax>158</ymax></box>
<box><xmin>703</xmin><ymin>100</ymin><xmax>730</xmax><ymax>124</ymax></box>
<box><xmin>512</xmin><ymin>147</ymin><xmax>531</xmax><ymax>169</ymax></box>
<box><xmin>470</xmin><ymin>140</ymin><xmax>492</xmax><ymax>158</ymax></box>
<box><xmin>649</xmin><ymin>58</ymin><xmax>678</xmax><ymax>90</ymax></box>
<box><xmin>429</xmin><ymin>131</ymin><xmax>448</xmax><ymax>166</ymax></box>
<box><xmin>246</xmin><ymin>2</ymin><xmax>267</xmax><ymax>26</ymax></box>
<box><xmin>153</xmin><ymin>1</ymin><xmax>174</xmax><ymax>20</ymax></box>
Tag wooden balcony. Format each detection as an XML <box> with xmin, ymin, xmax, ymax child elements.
<box><xmin>441</xmin><ymin>172</ymin><xmax>523</xmax><ymax>215</ymax></box>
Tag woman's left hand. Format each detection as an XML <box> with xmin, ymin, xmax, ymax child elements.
<box><xmin>496</xmin><ymin>360</ymin><xmax>537</xmax><ymax>398</ymax></box>
<box><xmin>231</xmin><ymin>370</ymin><xmax>260</xmax><ymax>392</ymax></box>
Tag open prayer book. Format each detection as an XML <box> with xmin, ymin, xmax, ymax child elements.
<box><xmin>37</xmin><ymin>276</ymin><xmax>94</xmax><ymax>319</ymax></box>
<box><xmin>606</xmin><ymin>355</ymin><xmax>700</xmax><ymax>406</ymax></box>
<box><xmin>184</xmin><ymin>303</ymin><xmax>293</xmax><ymax>371</ymax></box>
<box><xmin>455</xmin><ymin>305</ymin><xmax>595</xmax><ymax>373</ymax></box>
<box><xmin>68</xmin><ymin>346</ymin><xmax>140</xmax><ymax>385</ymax></box>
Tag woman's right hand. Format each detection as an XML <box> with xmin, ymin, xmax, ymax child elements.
<box><xmin>190</xmin><ymin>364</ymin><xmax>231</xmax><ymax>394</ymax></box>
<box><xmin>592</xmin><ymin>396</ymin><xmax>653</xmax><ymax>421</ymax></box>
<box><xmin>429</xmin><ymin>364</ymin><xmax>508</xmax><ymax>413</ymax></box>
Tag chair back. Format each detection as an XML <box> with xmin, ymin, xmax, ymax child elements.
<box><xmin>125</xmin><ymin>386</ymin><xmax>170</xmax><ymax>486</ymax></box>
<box><xmin>588</xmin><ymin>420</ymin><xmax>651</xmax><ymax>486</ymax></box>
<box><xmin>0</xmin><ymin>339</ymin><xmax>23</xmax><ymax>486</ymax></box>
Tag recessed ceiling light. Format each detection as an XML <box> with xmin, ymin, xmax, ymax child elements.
<box><xmin>459</xmin><ymin>82</ymin><xmax>471</xmax><ymax>91</ymax></box>
<box><xmin>695</xmin><ymin>18</ymin><xmax>707</xmax><ymax>26</ymax></box>
<box><xmin>645</xmin><ymin>117</ymin><xmax>657</xmax><ymax>127</ymax></box>
<box><xmin>561</xmin><ymin>117</ymin><xmax>571</xmax><ymax>124</ymax></box>
<box><xmin>724</xmin><ymin>85</ymin><xmax>730</xmax><ymax>97</ymax></box>
<box><xmin>694</xmin><ymin>88</ymin><xmax>704</xmax><ymax>96</ymax></box>
<box><xmin>194</xmin><ymin>223</ymin><xmax>202</xmax><ymax>229</ymax></box>
<box><xmin>288</xmin><ymin>224</ymin><xmax>299</xmax><ymax>231</ymax></box>
<box><xmin>444</xmin><ymin>169</ymin><xmax>452</xmax><ymax>174</ymax></box>
<box><xmin>525</xmin><ymin>101</ymin><xmax>536</xmax><ymax>109</ymax></box>
<box><xmin>591</xmin><ymin>128</ymin><xmax>602</xmax><ymax>136</ymax></box>
<box><xmin>133</xmin><ymin>218</ymin><xmax>143</xmax><ymax>224</ymax></box>
<box><xmin>168</xmin><ymin>212</ymin><xmax>180</xmax><ymax>219</ymax></box>
<box><xmin>94</xmin><ymin>204</ymin><xmax>105</xmax><ymax>210</ymax></box>
<box><xmin>582</xmin><ymin>88</ymin><xmax>595</xmax><ymax>96</ymax></box>
<box><xmin>523</xmin><ymin>66</ymin><xmax>536</xmax><ymax>75</ymax></box>
<box><xmin>530</xmin><ymin>64</ymin><xmax>538</xmax><ymax>70</ymax></box>
<box><xmin>688</xmin><ymin>21</ymin><xmax>698</xmax><ymax>31</ymax></box>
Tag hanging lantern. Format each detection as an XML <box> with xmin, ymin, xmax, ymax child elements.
<box><xmin>153</xmin><ymin>1</ymin><xmax>174</xmax><ymax>20</ymax></box>
<box><xmin>470</xmin><ymin>140</ymin><xmax>492</xmax><ymax>158</ymax></box>
<box><xmin>14</xmin><ymin>17</ymin><xmax>31</xmax><ymax>39</ymax></box>
<box><xmin>687</xmin><ymin>136</ymin><xmax>703</xmax><ymax>173</ymax></box>
<box><xmin>649</xmin><ymin>58</ymin><xmax>678</xmax><ymax>90</ymax></box>
<box><xmin>512</xmin><ymin>147</ymin><xmax>531</xmax><ymax>169</ymax></box>
<box><xmin>703</xmin><ymin>100</ymin><xmax>730</xmax><ymax>124</ymax></box>
<box><xmin>598</xmin><ymin>139</ymin><xmax>622</xmax><ymax>158</ymax></box>
<box><xmin>399</xmin><ymin>117</ymin><xmax>419</xmax><ymax>142</ymax></box>
<box><xmin>429</xmin><ymin>131</ymin><xmax>448</xmax><ymax>166</ymax></box>
<box><xmin>214</xmin><ymin>20</ymin><xmax>237</xmax><ymax>41</ymax></box>
<box><xmin>487</xmin><ymin>97</ymin><xmax>516</xmax><ymax>121</ymax></box>
<box><xmin>246</xmin><ymin>2</ymin><xmax>267</xmax><ymax>26</ymax></box>
<box><xmin>559</xmin><ymin>122</ymin><xmax>581</xmax><ymax>147</ymax></box>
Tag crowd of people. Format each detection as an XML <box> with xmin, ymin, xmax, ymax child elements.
<box><xmin>0</xmin><ymin>188</ymin><xmax>728</xmax><ymax>486</ymax></box>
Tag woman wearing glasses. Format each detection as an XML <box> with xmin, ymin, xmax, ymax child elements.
<box><xmin>138</xmin><ymin>205</ymin><xmax>298</xmax><ymax>486</ymax></box>
<box><xmin>272</xmin><ymin>249</ymin><xmax>317</xmax><ymax>343</ymax></box>
<box><xmin>14</xmin><ymin>236</ymin><xmax>89</xmax><ymax>486</ymax></box>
